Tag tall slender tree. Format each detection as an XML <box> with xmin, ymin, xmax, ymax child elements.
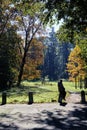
<box><xmin>13</xmin><ymin>1</ymin><xmax>46</xmax><ymax>86</ymax></box>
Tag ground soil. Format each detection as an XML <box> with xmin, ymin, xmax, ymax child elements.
<box><xmin>0</xmin><ymin>93</ymin><xmax>87</xmax><ymax>130</ymax></box>
<box><xmin>66</xmin><ymin>92</ymin><xmax>81</xmax><ymax>103</ymax></box>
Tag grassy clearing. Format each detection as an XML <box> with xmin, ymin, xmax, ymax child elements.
<box><xmin>63</xmin><ymin>81</ymin><xmax>83</xmax><ymax>92</ymax></box>
<box><xmin>0</xmin><ymin>81</ymin><xmax>87</xmax><ymax>104</ymax></box>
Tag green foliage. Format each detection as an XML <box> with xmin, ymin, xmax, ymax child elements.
<box><xmin>56</xmin><ymin>24</ymin><xmax>87</xmax><ymax>81</ymax></box>
<box><xmin>15</xmin><ymin>0</ymin><xmax>45</xmax><ymax>17</ymax></box>
<box><xmin>79</xmin><ymin>39</ymin><xmax>87</xmax><ymax>77</ymax></box>
<box><xmin>56</xmin><ymin>24</ymin><xmax>75</xmax><ymax>43</ymax></box>
<box><xmin>79</xmin><ymin>39</ymin><xmax>87</xmax><ymax>63</ymax></box>
<box><xmin>0</xmin><ymin>0</ymin><xmax>46</xmax><ymax>88</ymax></box>
<box><xmin>44</xmin><ymin>0</ymin><xmax>87</xmax><ymax>34</ymax></box>
<box><xmin>0</xmin><ymin>27</ymin><xmax>21</xmax><ymax>90</ymax></box>
<box><xmin>15</xmin><ymin>1</ymin><xmax>46</xmax><ymax>86</ymax></box>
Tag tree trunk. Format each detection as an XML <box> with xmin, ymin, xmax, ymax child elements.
<box><xmin>84</xmin><ymin>77</ymin><xmax>87</xmax><ymax>89</ymax></box>
<box><xmin>17</xmin><ymin>51</ymin><xmax>27</xmax><ymax>86</ymax></box>
<box><xmin>75</xmin><ymin>77</ymin><xmax>77</xmax><ymax>89</ymax></box>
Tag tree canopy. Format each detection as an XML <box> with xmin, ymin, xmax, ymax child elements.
<box><xmin>0</xmin><ymin>0</ymin><xmax>46</xmax><ymax>88</ymax></box>
<box><xmin>44</xmin><ymin>0</ymin><xmax>87</xmax><ymax>34</ymax></box>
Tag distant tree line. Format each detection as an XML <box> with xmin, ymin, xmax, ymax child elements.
<box><xmin>41</xmin><ymin>27</ymin><xmax>73</xmax><ymax>81</ymax></box>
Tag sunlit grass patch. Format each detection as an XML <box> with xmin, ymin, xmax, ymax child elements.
<box><xmin>0</xmin><ymin>81</ymin><xmax>87</xmax><ymax>104</ymax></box>
<box><xmin>7</xmin><ymin>94</ymin><xmax>28</xmax><ymax>104</ymax></box>
<box><xmin>34</xmin><ymin>91</ymin><xmax>58</xmax><ymax>103</ymax></box>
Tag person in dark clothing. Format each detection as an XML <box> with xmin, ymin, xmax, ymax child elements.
<box><xmin>58</xmin><ymin>79</ymin><xmax>66</xmax><ymax>103</ymax></box>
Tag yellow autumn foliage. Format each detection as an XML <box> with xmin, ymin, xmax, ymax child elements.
<box><xmin>67</xmin><ymin>45</ymin><xmax>86</xmax><ymax>81</ymax></box>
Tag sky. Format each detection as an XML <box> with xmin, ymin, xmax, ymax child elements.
<box><xmin>46</xmin><ymin>19</ymin><xmax>63</xmax><ymax>33</ymax></box>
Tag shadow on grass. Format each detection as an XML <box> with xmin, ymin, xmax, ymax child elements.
<box><xmin>4</xmin><ymin>85</ymin><xmax>54</xmax><ymax>96</ymax></box>
<box><xmin>0</xmin><ymin>85</ymin><xmax>54</xmax><ymax>100</ymax></box>
<box><xmin>0</xmin><ymin>103</ymin><xmax>87</xmax><ymax>130</ymax></box>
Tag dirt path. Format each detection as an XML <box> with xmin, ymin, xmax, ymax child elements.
<box><xmin>0</xmin><ymin>93</ymin><xmax>87</xmax><ymax>130</ymax></box>
<box><xmin>66</xmin><ymin>93</ymin><xmax>81</xmax><ymax>103</ymax></box>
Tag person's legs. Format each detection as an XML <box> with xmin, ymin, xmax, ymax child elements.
<box><xmin>63</xmin><ymin>91</ymin><xmax>66</xmax><ymax>100</ymax></box>
<box><xmin>58</xmin><ymin>93</ymin><xmax>62</xmax><ymax>103</ymax></box>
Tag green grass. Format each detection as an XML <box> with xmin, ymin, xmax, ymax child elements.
<box><xmin>64</xmin><ymin>81</ymin><xmax>81</xmax><ymax>92</ymax></box>
<box><xmin>0</xmin><ymin>81</ymin><xmax>87</xmax><ymax>104</ymax></box>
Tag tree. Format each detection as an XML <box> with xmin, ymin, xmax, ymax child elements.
<box><xmin>0</xmin><ymin>26</ymin><xmax>21</xmax><ymax>90</ymax></box>
<box><xmin>23</xmin><ymin>38</ymin><xmax>44</xmax><ymax>80</ymax></box>
<box><xmin>67</xmin><ymin>45</ymin><xmax>85</xmax><ymax>88</ymax></box>
<box><xmin>0</xmin><ymin>0</ymin><xmax>22</xmax><ymax>90</ymax></box>
<box><xmin>42</xmin><ymin>0</ymin><xmax>87</xmax><ymax>86</ymax></box>
<box><xmin>0</xmin><ymin>0</ymin><xmax>46</xmax><ymax>87</ymax></box>
<box><xmin>0</xmin><ymin>0</ymin><xmax>16</xmax><ymax>37</ymax></box>
<box><xmin>57</xmin><ymin>24</ymin><xmax>87</xmax><ymax>87</ymax></box>
<box><xmin>13</xmin><ymin>1</ymin><xmax>45</xmax><ymax>86</ymax></box>
<box><xmin>44</xmin><ymin>0</ymin><xmax>87</xmax><ymax>34</ymax></box>
<box><xmin>57</xmin><ymin>42</ymin><xmax>71</xmax><ymax>79</ymax></box>
<box><xmin>79</xmin><ymin>38</ymin><xmax>87</xmax><ymax>88</ymax></box>
<box><xmin>42</xmin><ymin>27</ymin><xmax>70</xmax><ymax>80</ymax></box>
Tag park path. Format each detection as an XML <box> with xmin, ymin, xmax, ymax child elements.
<box><xmin>66</xmin><ymin>92</ymin><xmax>81</xmax><ymax>103</ymax></box>
<box><xmin>0</xmin><ymin>93</ymin><xmax>87</xmax><ymax>130</ymax></box>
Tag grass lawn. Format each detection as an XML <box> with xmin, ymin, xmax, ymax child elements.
<box><xmin>0</xmin><ymin>81</ymin><xmax>87</xmax><ymax>104</ymax></box>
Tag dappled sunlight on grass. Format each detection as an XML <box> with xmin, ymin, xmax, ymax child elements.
<box><xmin>0</xmin><ymin>81</ymin><xmax>87</xmax><ymax>104</ymax></box>
<box><xmin>34</xmin><ymin>91</ymin><xmax>58</xmax><ymax>103</ymax></box>
<box><xmin>7</xmin><ymin>95</ymin><xmax>28</xmax><ymax>104</ymax></box>
<box><xmin>63</xmin><ymin>81</ymin><xmax>87</xmax><ymax>92</ymax></box>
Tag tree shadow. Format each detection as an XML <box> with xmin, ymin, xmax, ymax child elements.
<box><xmin>1</xmin><ymin>85</ymin><xmax>53</xmax><ymax>96</ymax></box>
<box><xmin>0</xmin><ymin>103</ymin><xmax>87</xmax><ymax>130</ymax></box>
<box><xmin>32</xmin><ymin>104</ymin><xmax>87</xmax><ymax>130</ymax></box>
<box><xmin>0</xmin><ymin>123</ymin><xmax>19</xmax><ymax>130</ymax></box>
